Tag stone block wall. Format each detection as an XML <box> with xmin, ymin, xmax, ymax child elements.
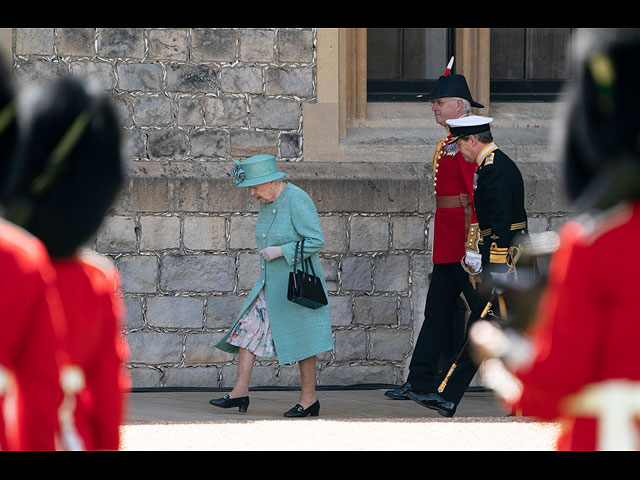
<box><xmin>13</xmin><ymin>28</ymin><xmax>313</xmax><ymax>162</ymax></box>
<box><xmin>6</xmin><ymin>28</ymin><xmax>573</xmax><ymax>390</ymax></box>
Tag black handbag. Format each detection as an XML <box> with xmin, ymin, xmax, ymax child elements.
<box><xmin>287</xmin><ymin>240</ymin><xmax>328</xmax><ymax>309</ymax></box>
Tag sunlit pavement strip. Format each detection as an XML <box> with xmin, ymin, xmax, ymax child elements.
<box><xmin>120</xmin><ymin>419</ymin><xmax>560</xmax><ymax>451</ymax></box>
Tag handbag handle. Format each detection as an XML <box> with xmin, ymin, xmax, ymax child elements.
<box><xmin>293</xmin><ymin>240</ymin><xmax>301</xmax><ymax>272</ymax></box>
<box><xmin>293</xmin><ymin>239</ymin><xmax>316</xmax><ymax>277</ymax></box>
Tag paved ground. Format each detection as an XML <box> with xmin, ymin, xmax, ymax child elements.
<box><xmin>120</xmin><ymin>388</ymin><xmax>561</xmax><ymax>451</ymax></box>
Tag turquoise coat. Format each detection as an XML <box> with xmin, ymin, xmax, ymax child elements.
<box><xmin>216</xmin><ymin>183</ymin><xmax>334</xmax><ymax>365</ymax></box>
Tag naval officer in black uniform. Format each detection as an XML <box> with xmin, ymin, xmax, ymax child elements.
<box><xmin>407</xmin><ymin>115</ymin><xmax>529</xmax><ymax>416</ymax></box>
<box><xmin>448</xmin><ymin>115</ymin><xmax>528</xmax><ymax>282</ymax></box>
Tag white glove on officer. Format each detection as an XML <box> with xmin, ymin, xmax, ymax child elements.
<box><xmin>464</xmin><ymin>250</ymin><xmax>482</xmax><ymax>273</ymax></box>
<box><xmin>259</xmin><ymin>246</ymin><xmax>283</xmax><ymax>261</ymax></box>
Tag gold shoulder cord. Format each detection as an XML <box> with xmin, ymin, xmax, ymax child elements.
<box><xmin>432</xmin><ymin>137</ymin><xmax>447</xmax><ymax>193</ymax></box>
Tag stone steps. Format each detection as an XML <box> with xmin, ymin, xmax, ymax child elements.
<box><xmin>340</xmin><ymin>102</ymin><xmax>564</xmax><ymax>165</ymax></box>
<box><xmin>350</xmin><ymin>101</ymin><xmax>562</xmax><ymax>128</ymax></box>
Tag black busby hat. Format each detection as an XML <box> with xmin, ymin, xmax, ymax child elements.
<box><xmin>2</xmin><ymin>76</ymin><xmax>124</xmax><ymax>259</ymax></box>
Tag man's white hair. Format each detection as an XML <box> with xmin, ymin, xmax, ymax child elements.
<box><xmin>459</xmin><ymin>98</ymin><xmax>472</xmax><ymax>114</ymax></box>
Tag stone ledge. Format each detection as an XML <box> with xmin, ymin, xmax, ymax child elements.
<box><xmin>340</xmin><ymin>126</ymin><xmax>557</xmax><ymax>165</ymax></box>
<box><xmin>351</xmin><ymin>102</ymin><xmax>563</xmax><ymax>129</ymax></box>
<box><xmin>115</xmin><ymin>160</ymin><xmax>571</xmax><ymax>215</ymax></box>
<box><xmin>340</xmin><ymin>102</ymin><xmax>563</xmax><ymax>165</ymax></box>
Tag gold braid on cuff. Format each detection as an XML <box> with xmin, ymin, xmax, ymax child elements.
<box><xmin>489</xmin><ymin>242</ymin><xmax>509</xmax><ymax>264</ymax></box>
<box><xmin>465</xmin><ymin>223</ymin><xmax>480</xmax><ymax>253</ymax></box>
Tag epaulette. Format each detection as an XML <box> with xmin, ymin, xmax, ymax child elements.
<box><xmin>480</xmin><ymin>152</ymin><xmax>495</xmax><ymax>169</ymax></box>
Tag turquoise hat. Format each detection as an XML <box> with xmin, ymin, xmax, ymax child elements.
<box><xmin>230</xmin><ymin>154</ymin><xmax>286</xmax><ymax>188</ymax></box>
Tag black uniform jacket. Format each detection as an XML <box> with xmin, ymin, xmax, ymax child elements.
<box><xmin>473</xmin><ymin>144</ymin><xmax>528</xmax><ymax>273</ymax></box>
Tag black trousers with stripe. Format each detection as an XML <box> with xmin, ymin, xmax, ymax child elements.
<box><xmin>407</xmin><ymin>262</ymin><xmax>486</xmax><ymax>405</ymax></box>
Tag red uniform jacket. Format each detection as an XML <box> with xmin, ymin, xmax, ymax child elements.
<box><xmin>512</xmin><ymin>201</ymin><xmax>640</xmax><ymax>450</ymax></box>
<box><xmin>53</xmin><ymin>250</ymin><xmax>131</xmax><ymax>451</ymax></box>
<box><xmin>432</xmin><ymin>134</ymin><xmax>478</xmax><ymax>264</ymax></box>
<box><xmin>0</xmin><ymin>220</ymin><xmax>66</xmax><ymax>451</ymax></box>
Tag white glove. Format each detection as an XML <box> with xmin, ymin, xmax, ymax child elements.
<box><xmin>464</xmin><ymin>251</ymin><xmax>482</xmax><ymax>273</ymax></box>
<box><xmin>259</xmin><ymin>246</ymin><xmax>283</xmax><ymax>261</ymax></box>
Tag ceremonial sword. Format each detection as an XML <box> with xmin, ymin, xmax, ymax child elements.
<box><xmin>437</xmin><ymin>293</ymin><xmax>496</xmax><ymax>393</ymax></box>
<box><xmin>438</xmin><ymin>245</ymin><xmax>523</xmax><ymax>394</ymax></box>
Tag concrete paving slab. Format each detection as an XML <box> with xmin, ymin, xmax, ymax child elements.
<box><xmin>120</xmin><ymin>389</ymin><xmax>561</xmax><ymax>451</ymax></box>
<box><xmin>124</xmin><ymin>388</ymin><xmax>510</xmax><ymax>424</ymax></box>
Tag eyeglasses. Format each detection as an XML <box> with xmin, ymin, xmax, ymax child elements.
<box><xmin>430</xmin><ymin>99</ymin><xmax>458</xmax><ymax>107</ymax></box>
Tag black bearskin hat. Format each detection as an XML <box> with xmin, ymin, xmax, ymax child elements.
<box><xmin>560</xmin><ymin>28</ymin><xmax>640</xmax><ymax>209</ymax></box>
<box><xmin>2</xmin><ymin>77</ymin><xmax>124</xmax><ymax>259</ymax></box>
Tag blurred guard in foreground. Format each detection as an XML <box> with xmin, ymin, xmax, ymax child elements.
<box><xmin>0</xmin><ymin>62</ymin><xmax>67</xmax><ymax>451</ymax></box>
<box><xmin>470</xmin><ymin>28</ymin><xmax>640</xmax><ymax>451</ymax></box>
<box><xmin>2</xmin><ymin>77</ymin><xmax>130</xmax><ymax>450</ymax></box>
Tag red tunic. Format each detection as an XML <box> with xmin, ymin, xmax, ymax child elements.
<box><xmin>512</xmin><ymin>201</ymin><xmax>640</xmax><ymax>450</ymax></box>
<box><xmin>0</xmin><ymin>220</ymin><xmax>66</xmax><ymax>451</ymax></box>
<box><xmin>432</xmin><ymin>135</ymin><xmax>478</xmax><ymax>264</ymax></box>
<box><xmin>53</xmin><ymin>251</ymin><xmax>131</xmax><ymax>451</ymax></box>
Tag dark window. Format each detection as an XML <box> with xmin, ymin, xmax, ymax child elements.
<box><xmin>367</xmin><ymin>28</ymin><xmax>454</xmax><ymax>102</ymax></box>
<box><xmin>490</xmin><ymin>28</ymin><xmax>574</xmax><ymax>101</ymax></box>
<box><xmin>366</xmin><ymin>28</ymin><xmax>575</xmax><ymax>103</ymax></box>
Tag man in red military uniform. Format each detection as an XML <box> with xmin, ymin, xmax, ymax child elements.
<box><xmin>385</xmin><ymin>62</ymin><xmax>485</xmax><ymax>417</ymax></box>
<box><xmin>0</xmin><ymin>63</ymin><xmax>67</xmax><ymax>451</ymax></box>
<box><xmin>515</xmin><ymin>213</ymin><xmax>640</xmax><ymax>450</ymax></box>
<box><xmin>0</xmin><ymin>220</ymin><xmax>68</xmax><ymax>451</ymax></box>
<box><xmin>53</xmin><ymin>253</ymin><xmax>130</xmax><ymax>450</ymax></box>
<box><xmin>2</xmin><ymin>77</ymin><xmax>130</xmax><ymax>450</ymax></box>
<box><xmin>470</xmin><ymin>29</ymin><xmax>640</xmax><ymax>450</ymax></box>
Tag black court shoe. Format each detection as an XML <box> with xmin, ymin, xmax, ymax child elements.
<box><xmin>209</xmin><ymin>394</ymin><xmax>250</xmax><ymax>413</ymax></box>
<box><xmin>283</xmin><ymin>400</ymin><xmax>320</xmax><ymax>418</ymax></box>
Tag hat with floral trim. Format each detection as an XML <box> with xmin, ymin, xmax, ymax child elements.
<box><xmin>230</xmin><ymin>154</ymin><xmax>286</xmax><ymax>188</ymax></box>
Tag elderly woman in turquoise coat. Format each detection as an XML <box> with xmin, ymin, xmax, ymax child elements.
<box><xmin>211</xmin><ymin>154</ymin><xmax>333</xmax><ymax>417</ymax></box>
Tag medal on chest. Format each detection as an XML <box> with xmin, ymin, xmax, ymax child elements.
<box><xmin>443</xmin><ymin>141</ymin><xmax>458</xmax><ymax>157</ymax></box>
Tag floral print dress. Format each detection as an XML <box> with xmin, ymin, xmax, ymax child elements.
<box><xmin>226</xmin><ymin>288</ymin><xmax>276</xmax><ymax>358</ymax></box>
